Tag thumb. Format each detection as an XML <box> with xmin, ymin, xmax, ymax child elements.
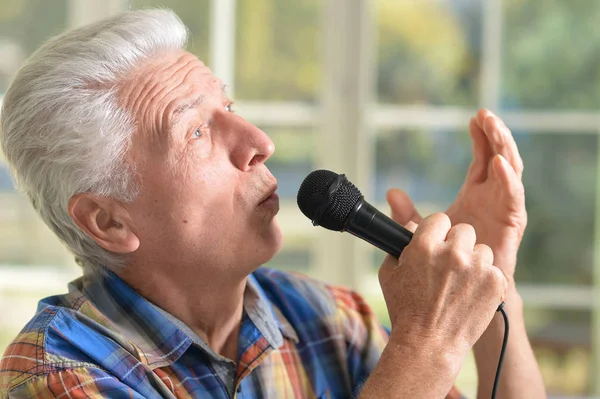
<box><xmin>386</xmin><ymin>188</ymin><xmax>423</xmax><ymax>225</ymax></box>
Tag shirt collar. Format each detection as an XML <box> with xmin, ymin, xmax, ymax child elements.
<box><xmin>76</xmin><ymin>271</ymin><xmax>192</xmax><ymax>369</ymax></box>
<box><xmin>75</xmin><ymin>269</ymin><xmax>298</xmax><ymax>369</ymax></box>
<box><xmin>245</xmin><ymin>273</ymin><xmax>299</xmax><ymax>345</ymax></box>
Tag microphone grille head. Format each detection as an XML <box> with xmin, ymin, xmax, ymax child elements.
<box><xmin>296</xmin><ymin>169</ymin><xmax>363</xmax><ymax>231</ymax></box>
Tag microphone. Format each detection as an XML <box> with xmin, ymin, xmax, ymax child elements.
<box><xmin>296</xmin><ymin>169</ymin><xmax>413</xmax><ymax>258</ymax></box>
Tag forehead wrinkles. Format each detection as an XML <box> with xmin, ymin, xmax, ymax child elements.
<box><xmin>161</xmin><ymin>68</ymin><xmax>225</xmax><ymax>134</ymax></box>
<box><xmin>163</xmin><ymin>69</ymin><xmax>221</xmax><ymax>169</ymax></box>
<box><xmin>123</xmin><ymin>54</ymin><xmax>197</xmax><ymax>128</ymax></box>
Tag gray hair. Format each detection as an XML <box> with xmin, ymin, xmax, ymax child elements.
<box><xmin>0</xmin><ymin>9</ymin><xmax>188</xmax><ymax>275</ymax></box>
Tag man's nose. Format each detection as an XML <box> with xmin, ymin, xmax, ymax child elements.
<box><xmin>226</xmin><ymin>115</ymin><xmax>275</xmax><ymax>171</ymax></box>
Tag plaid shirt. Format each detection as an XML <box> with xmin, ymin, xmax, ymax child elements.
<box><xmin>0</xmin><ymin>268</ymin><xmax>463</xmax><ymax>398</ymax></box>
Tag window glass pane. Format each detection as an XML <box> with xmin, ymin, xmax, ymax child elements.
<box><xmin>502</xmin><ymin>0</ymin><xmax>600</xmax><ymax>110</ymax></box>
<box><xmin>234</xmin><ymin>0</ymin><xmax>321</xmax><ymax>102</ymax></box>
<box><xmin>0</xmin><ymin>0</ymin><xmax>68</xmax><ymax>93</ymax></box>
<box><xmin>0</xmin><ymin>267</ymin><xmax>79</xmax><ymax>356</ymax></box>
<box><xmin>0</xmin><ymin>162</ymin><xmax>13</xmax><ymax>190</ymax></box>
<box><xmin>455</xmin><ymin>307</ymin><xmax>594</xmax><ymax>398</ymax></box>
<box><xmin>263</xmin><ymin>126</ymin><xmax>315</xmax><ymax>199</ymax></box>
<box><xmin>374</xmin><ymin>129</ymin><xmax>471</xmax><ymax>206</ymax></box>
<box><xmin>376</xmin><ymin>0</ymin><xmax>481</xmax><ymax>106</ymax></box>
<box><xmin>373</xmin><ymin>129</ymin><xmax>597</xmax><ymax>285</ymax></box>
<box><xmin>129</xmin><ymin>0</ymin><xmax>211</xmax><ymax>62</ymax></box>
<box><xmin>0</xmin><ymin>192</ymin><xmax>74</xmax><ymax>267</ymax></box>
<box><xmin>0</xmin><ymin>1</ymin><xmax>73</xmax><ymax>265</ymax></box>
<box><xmin>526</xmin><ymin>308</ymin><xmax>592</xmax><ymax>396</ymax></box>
<box><xmin>517</xmin><ymin>134</ymin><xmax>596</xmax><ymax>285</ymax></box>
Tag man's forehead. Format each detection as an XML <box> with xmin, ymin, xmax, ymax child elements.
<box><xmin>165</xmin><ymin>53</ymin><xmax>224</xmax><ymax>96</ymax></box>
<box><xmin>131</xmin><ymin>50</ymin><xmax>217</xmax><ymax>87</ymax></box>
<box><xmin>120</xmin><ymin>50</ymin><xmax>227</xmax><ymax>125</ymax></box>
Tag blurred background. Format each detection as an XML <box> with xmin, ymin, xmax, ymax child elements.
<box><xmin>0</xmin><ymin>0</ymin><xmax>599</xmax><ymax>397</ymax></box>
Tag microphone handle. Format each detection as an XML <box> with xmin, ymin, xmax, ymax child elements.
<box><xmin>343</xmin><ymin>198</ymin><xmax>413</xmax><ymax>258</ymax></box>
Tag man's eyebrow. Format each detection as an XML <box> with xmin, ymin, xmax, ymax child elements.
<box><xmin>168</xmin><ymin>95</ymin><xmax>206</xmax><ymax>133</ymax></box>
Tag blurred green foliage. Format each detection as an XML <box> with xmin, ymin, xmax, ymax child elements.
<box><xmin>0</xmin><ymin>0</ymin><xmax>67</xmax><ymax>54</ymax></box>
<box><xmin>0</xmin><ymin>0</ymin><xmax>67</xmax><ymax>92</ymax></box>
<box><xmin>376</xmin><ymin>0</ymin><xmax>481</xmax><ymax>105</ymax></box>
<box><xmin>132</xmin><ymin>0</ymin><xmax>211</xmax><ymax>63</ymax></box>
<box><xmin>235</xmin><ymin>0</ymin><xmax>321</xmax><ymax>102</ymax></box>
<box><xmin>503</xmin><ymin>0</ymin><xmax>600</xmax><ymax>109</ymax></box>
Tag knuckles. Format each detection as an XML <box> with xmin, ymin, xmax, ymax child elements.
<box><xmin>383</xmin><ymin>211</ymin><xmax>506</xmax><ymax>302</ymax></box>
<box><xmin>409</xmin><ymin>212</ymin><xmax>451</xmax><ymax>252</ymax></box>
<box><xmin>445</xmin><ymin>249</ymin><xmax>471</xmax><ymax>272</ymax></box>
<box><xmin>450</xmin><ymin>223</ymin><xmax>475</xmax><ymax>236</ymax></box>
<box><xmin>485</xmin><ymin>266</ymin><xmax>508</xmax><ymax>297</ymax></box>
<box><xmin>428</xmin><ymin>212</ymin><xmax>452</xmax><ymax>230</ymax></box>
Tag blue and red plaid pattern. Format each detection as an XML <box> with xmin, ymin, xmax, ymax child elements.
<box><xmin>0</xmin><ymin>268</ymin><xmax>463</xmax><ymax>398</ymax></box>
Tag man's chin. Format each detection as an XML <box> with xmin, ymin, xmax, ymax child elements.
<box><xmin>251</xmin><ymin>222</ymin><xmax>284</xmax><ymax>269</ymax></box>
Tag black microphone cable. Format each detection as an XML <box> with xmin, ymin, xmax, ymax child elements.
<box><xmin>492</xmin><ymin>302</ymin><xmax>509</xmax><ymax>399</ymax></box>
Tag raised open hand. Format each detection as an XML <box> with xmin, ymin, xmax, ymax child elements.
<box><xmin>387</xmin><ymin>109</ymin><xmax>526</xmax><ymax>285</ymax></box>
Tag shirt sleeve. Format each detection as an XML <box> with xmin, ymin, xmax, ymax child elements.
<box><xmin>330</xmin><ymin>285</ymin><xmax>465</xmax><ymax>399</ymax></box>
<box><xmin>7</xmin><ymin>367</ymin><xmax>150</xmax><ymax>399</ymax></box>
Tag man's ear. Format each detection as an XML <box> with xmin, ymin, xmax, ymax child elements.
<box><xmin>67</xmin><ymin>194</ymin><xmax>139</xmax><ymax>254</ymax></box>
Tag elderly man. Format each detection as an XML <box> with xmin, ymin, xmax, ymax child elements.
<box><xmin>0</xmin><ymin>9</ymin><xmax>543</xmax><ymax>399</ymax></box>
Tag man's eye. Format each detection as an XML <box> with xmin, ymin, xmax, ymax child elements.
<box><xmin>193</xmin><ymin>128</ymin><xmax>202</xmax><ymax>138</ymax></box>
<box><xmin>225</xmin><ymin>103</ymin><xmax>235</xmax><ymax>113</ymax></box>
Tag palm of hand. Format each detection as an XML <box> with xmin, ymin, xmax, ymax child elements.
<box><xmin>446</xmin><ymin>157</ymin><xmax>526</xmax><ymax>278</ymax></box>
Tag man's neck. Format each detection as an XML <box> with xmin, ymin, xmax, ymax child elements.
<box><xmin>117</xmin><ymin>265</ymin><xmax>247</xmax><ymax>361</ymax></box>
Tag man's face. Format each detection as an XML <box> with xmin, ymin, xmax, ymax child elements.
<box><xmin>119</xmin><ymin>50</ymin><xmax>282</xmax><ymax>275</ymax></box>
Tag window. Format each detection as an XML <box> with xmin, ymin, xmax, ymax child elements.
<box><xmin>376</xmin><ymin>0</ymin><xmax>482</xmax><ymax>106</ymax></box>
<box><xmin>501</xmin><ymin>0</ymin><xmax>600</xmax><ymax>110</ymax></box>
<box><xmin>1</xmin><ymin>0</ymin><xmax>598</xmax><ymax>396</ymax></box>
<box><xmin>369</xmin><ymin>0</ymin><xmax>600</xmax><ymax>395</ymax></box>
<box><xmin>234</xmin><ymin>0</ymin><xmax>321</xmax><ymax>102</ymax></box>
<box><xmin>374</xmin><ymin>129</ymin><xmax>598</xmax><ymax>286</ymax></box>
<box><xmin>0</xmin><ymin>0</ymin><xmax>68</xmax><ymax>92</ymax></box>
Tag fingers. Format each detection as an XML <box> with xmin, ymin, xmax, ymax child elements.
<box><xmin>412</xmin><ymin>213</ymin><xmax>452</xmax><ymax>245</ymax></box>
<box><xmin>474</xmin><ymin>243</ymin><xmax>494</xmax><ymax>266</ymax></box>
<box><xmin>493</xmin><ymin>154</ymin><xmax>525</xmax><ymax>202</ymax></box>
<box><xmin>445</xmin><ymin>223</ymin><xmax>476</xmax><ymax>250</ymax></box>
<box><xmin>487</xmin><ymin>265</ymin><xmax>508</xmax><ymax>303</ymax></box>
<box><xmin>483</xmin><ymin>115</ymin><xmax>524</xmax><ymax>178</ymax></box>
<box><xmin>467</xmin><ymin>117</ymin><xmax>493</xmax><ymax>183</ymax></box>
<box><xmin>443</xmin><ymin>224</ymin><xmax>500</xmax><ymax>302</ymax></box>
<box><xmin>406</xmin><ymin>213</ymin><xmax>507</xmax><ymax>304</ymax></box>
<box><xmin>386</xmin><ymin>188</ymin><xmax>423</xmax><ymax>225</ymax></box>
<box><xmin>471</xmin><ymin>241</ymin><xmax>506</xmax><ymax>302</ymax></box>
<box><xmin>475</xmin><ymin>109</ymin><xmax>524</xmax><ymax>179</ymax></box>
